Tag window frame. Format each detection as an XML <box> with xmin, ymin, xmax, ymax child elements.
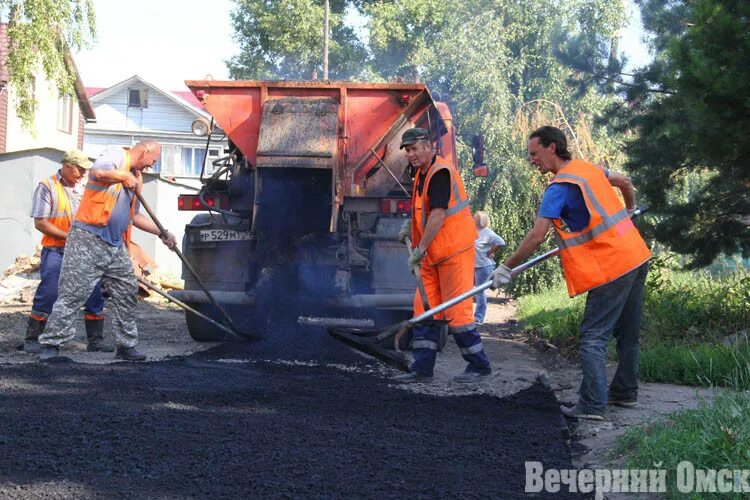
<box><xmin>56</xmin><ymin>94</ymin><xmax>73</xmax><ymax>134</ymax></box>
<box><xmin>128</xmin><ymin>88</ymin><xmax>148</xmax><ymax>108</ymax></box>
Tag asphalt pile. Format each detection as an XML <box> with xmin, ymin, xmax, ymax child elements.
<box><xmin>0</xmin><ymin>325</ymin><xmax>585</xmax><ymax>499</ymax></box>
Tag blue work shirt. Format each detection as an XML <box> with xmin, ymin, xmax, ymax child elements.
<box><xmin>73</xmin><ymin>146</ymin><xmax>139</xmax><ymax>247</ymax></box>
<box><xmin>539</xmin><ymin>169</ymin><xmax>610</xmax><ymax>231</ymax></box>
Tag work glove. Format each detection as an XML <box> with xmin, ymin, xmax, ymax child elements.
<box><xmin>398</xmin><ymin>218</ymin><xmax>412</xmax><ymax>245</ymax></box>
<box><xmin>408</xmin><ymin>247</ymin><xmax>425</xmax><ymax>275</ymax></box>
<box><xmin>490</xmin><ymin>264</ymin><xmax>512</xmax><ymax>290</ymax></box>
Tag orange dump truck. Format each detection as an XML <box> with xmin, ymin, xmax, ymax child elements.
<box><xmin>170</xmin><ymin>80</ymin><xmax>467</xmax><ymax>341</ymax></box>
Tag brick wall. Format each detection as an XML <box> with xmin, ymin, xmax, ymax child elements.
<box><xmin>77</xmin><ymin>112</ymin><xmax>84</xmax><ymax>149</ymax></box>
<box><xmin>0</xmin><ymin>24</ymin><xmax>9</xmax><ymax>153</ymax></box>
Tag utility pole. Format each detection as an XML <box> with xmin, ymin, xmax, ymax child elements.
<box><xmin>322</xmin><ymin>0</ymin><xmax>330</xmax><ymax>80</ymax></box>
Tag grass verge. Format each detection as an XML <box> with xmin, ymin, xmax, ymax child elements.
<box><xmin>617</xmin><ymin>390</ymin><xmax>750</xmax><ymax>499</ymax></box>
<box><xmin>516</xmin><ymin>264</ymin><xmax>750</xmax><ymax>388</ymax></box>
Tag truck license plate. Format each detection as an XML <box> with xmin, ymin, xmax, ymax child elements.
<box><xmin>198</xmin><ymin>230</ymin><xmax>251</xmax><ymax>242</ymax></box>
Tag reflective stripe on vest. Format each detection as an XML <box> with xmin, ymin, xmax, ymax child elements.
<box><xmin>75</xmin><ymin>150</ymin><xmax>130</xmax><ymax>227</ymax></box>
<box><xmin>411</xmin><ymin>156</ymin><xmax>477</xmax><ymax>264</ymax></box>
<box><xmin>550</xmin><ymin>160</ymin><xmax>651</xmax><ymax>297</ymax></box>
<box><xmin>40</xmin><ymin>175</ymin><xmax>73</xmax><ymax>248</ymax></box>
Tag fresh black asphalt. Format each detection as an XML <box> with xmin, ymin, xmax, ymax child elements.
<box><xmin>0</xmin><ymin>332</ymin><xmax>584</xmax><ymax>499</ymax></box>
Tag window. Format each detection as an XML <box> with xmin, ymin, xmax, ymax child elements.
<box><xmin>128</xmin><ymin>88</ymin><xmax>148</xmax><ymax>108</ymax></box>
<box><xmin>57</xmin><ymin>94</ymin><xmax>73</xmax><ymax>133</ymax></box>
<box><xmin>181</xmin><ymin>147</ymin><xmax>207</xmax><ymax>176</ymax></box>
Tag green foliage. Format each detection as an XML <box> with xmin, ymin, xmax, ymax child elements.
<box><xmin>640</xmin><ymin>343</ymin><xmax>750</xmax><ymax>389</ymax></box>
<box><xmin>623</xmin><ymin>0</ymin><xmax>750</xmax><ymax>267</ymax></box>
<box><xmin>0</xmin><ymin>0</ymin><xmax>96</xmax><ymax>129</ymax></box>
<box><xmin>517</xmin><ymin>265</ymin><xmax>750</xmax><ymax>387</ymax></box>
<box><xmin>364</xmin><ymin>0</ymin><xmax>628</xmax><ymax>294</ymax></box>
<box><xmin>618</xmin><ymin>390</ymin><xmax>750</xmax><ymax>499</ymax></box>
<box><xmin>515</xmin><ymin>282</ymin><xmax>584</xmax><ymax>354</ymax></box>
<box><xmin>227</xmin><ymin>0</ymin><xmax>367</xmax><ymax>80</ymax></box>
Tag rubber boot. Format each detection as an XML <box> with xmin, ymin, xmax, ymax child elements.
<box><xmin>23</xmin><ymin>317</ymin><xmax>46</xmax><ymax>354</ymax></box>
<box><xmin>85</xmin><ymin>318</ymin><xmax>114</xmax><ymax>352</ymax></box>
<box><xmin>115</xmin><ymin>346</ymin><xmax>147</xmax><ymax>362</ymax></box>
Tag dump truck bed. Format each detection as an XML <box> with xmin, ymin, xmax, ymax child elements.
<box><xmin>185</xmin><ymin>80</ymin><xmax>455</xmax><ymax>198</ymax></box>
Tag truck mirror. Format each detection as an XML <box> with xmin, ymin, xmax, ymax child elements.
<box><xmin>472</xmin><ymin>135</ymin><xmax>487</xmax><ymax>177</ymax></box>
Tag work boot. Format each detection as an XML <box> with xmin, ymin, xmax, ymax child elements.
<box><xmin>85</xmin><ymin>318</ymin><xmax>114</xmax><ymax>352</ymax></box>
<box><xmin>392</xmin><ymin>371</ymin><xmax>433</xmax><ymax>384</ymax></box>
<box><xmin>452</xmin><ymin>369</ymin><xmax>492</xmax><ymax>384</ymax></box>
<box><xmin>38</xmin><ymin>345</ymin><xmax>60</xmax><ymax>361</ymax></box>
<box><xmin>22</xmin><ymin>317</ymin><xmax>46</xmax><ymax>354</ymax></box>
<box><xmin>115</xmin><ymin>346</ymin><xmax>147</xmax><ymax>362</ymax></box>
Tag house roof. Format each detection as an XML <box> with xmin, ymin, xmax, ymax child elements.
<box><xmin>86</xmin><ymin>87</ymin><xmax>106</xmax><ymax>98</ymax></box>
<box><xmin>86</xmin><ymin>75</ymin><xmax>208</xmax><ymax>117</ymax></box>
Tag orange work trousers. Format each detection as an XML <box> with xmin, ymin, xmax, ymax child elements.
<box><xmin>413</xmin><ymin>247</ymin><xmax>476</xmax><ymax>333</ymax></box>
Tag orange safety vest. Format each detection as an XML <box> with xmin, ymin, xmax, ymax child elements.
<box><xmin>74</xmin><ymin>150</ymin><xmax>140</xmax><ymax>247</ymax></box>
<box><xmin>39</xmin><ymin>174</ymin><xmax>74</xmax><ymax>248</ymax></box>
<box><xmin>411</xmin><ymin>156</ymin><xmax>477</xmax><ymax>264</ymax></box>
<box><xmin>549</xmin><ymin>159</ymin><xmax>651</xmax><ymax>297</ymax></box>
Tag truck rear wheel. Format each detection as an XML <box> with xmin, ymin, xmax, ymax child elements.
<box><xmin>185</xmin><ymin>303</ymin><xmax>227</xmax><ymax>342</ymax></box>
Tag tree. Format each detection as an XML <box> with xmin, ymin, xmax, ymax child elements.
<box><xmin>621</xmin><ymin>0</ymin><xmax>750</xmax><ymax>267</ymax></box>
<box><xmin>365</xmin><ymin>0</ymin><xmax>628</xmax><ymax>293</ymax></box>
<box><xmin>227</xmin><ymin>0</ymin><xmax>367</xmax><ymax>80</ymax></box>
<box><xmin>0</xmin><ymin>0</ymin><xmax>96</xmax><ymax>128</ymax></box>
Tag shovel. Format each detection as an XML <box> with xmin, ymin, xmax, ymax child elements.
<box><xmin>136</xmin><ymin>276</ymin><xmax>250</xmax><ymax>341</ymax></box>
<box><xmin>329</xmin><ymin>207</ymin><xmax>649</xmax><ymax>371</ymax></box>
<box><xmin>134</xmin><ymin>191</ymin><xmax>257</xmax><ymax>341</ymax></box>
<box><xmin>328</xmin><ymin>250</ymin><xmax>554</xmax><ymax>371</ymax></box>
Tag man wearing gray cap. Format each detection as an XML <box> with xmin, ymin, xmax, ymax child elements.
<box><xmin>396</xmin><ymin>127</ymin><xmax>492</xmax><ymax>383</ymax></box>
<box><xmin>23</xmin><ymin>150</ymin><xmax>111</xmax><ymax>354</ymax></box>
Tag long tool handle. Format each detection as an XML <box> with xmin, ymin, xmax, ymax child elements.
<box><xmin>136</xmin><ymin>277</ymin><xmax>241</xmax><ymax>340</ymax></box>
<box><xmin>133</xmin><ymin>190</ymin><xmax>238</xmax><ymax>332</ymax></box>
<box><xmin>405</xmin><ymin>237</ymin><xmax>430</xmax><ymax>310</ymax></box>
<box><xmin>408</xmin><ymin>250</ymin><xmax>556</xmax><ymax>325</ymax></box>
<box><xmin>407</xmin><ymin>206</ymin><xmax>649</xmax><ymax>325</ymax></box>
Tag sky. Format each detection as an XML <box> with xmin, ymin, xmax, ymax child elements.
<box><xmin>75</xmin><ymin>0</ymin><xmax>652</xmax><ymax>92</ymax></box>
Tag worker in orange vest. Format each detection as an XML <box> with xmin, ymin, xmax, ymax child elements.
<box><xmin>37</xmin><ymin>141</ymin><xmax>177</xmax><ymax>361</ymax></box>
<box><xmin>493</xmin><ymin>126</ymin><xmax>651</xmax><ymax>420</ymax></box>
<box><xmin>396</xmin><ymin>128</ymin><xmax>492</xmax><ymax>383</ymax></box>
<box><xmin>24</xmin><ymin>150</ymin><xmax>111</xmax><ymax>354</ymax></box>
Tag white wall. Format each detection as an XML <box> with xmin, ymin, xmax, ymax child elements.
<box><xmin>131</xmin><ymin>174</ymin><xmax>202</xmax><ymax>278</ymax></box>
<box><xmin>0</xmin><ymin>149</ymin><xmax>64</xmax><ymax>272</ymax></box>
<box><xmin>5</xmin><ymin>77</ymin><xmax>82</xmax><ymax>154</ymax></box>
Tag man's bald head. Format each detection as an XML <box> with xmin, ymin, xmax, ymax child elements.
<box><xmin>131</xmin><ymin>140</ymin><xmax>161</xmax><ymax>170</ymax></box>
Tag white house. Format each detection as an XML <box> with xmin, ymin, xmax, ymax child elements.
<box><xmin>84</xmin><ymin>75</ymin><xmax>228</xmax><ymax>278</ymax></box>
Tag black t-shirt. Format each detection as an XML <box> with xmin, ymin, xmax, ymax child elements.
<box><xmin>416</xmin><ymin>156</ymin><xmax>451</xmax><ymax>209</ymax></box>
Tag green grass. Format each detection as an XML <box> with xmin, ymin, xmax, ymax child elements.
<box><xmin>617</xmin><ymin>390</ymin><xmax>750</xmax><ymax>499</ymax></box>
<box><xmin>516</xmin><ymin>265</ymin><xmax>750</xmax><ymax>388</ymax></box>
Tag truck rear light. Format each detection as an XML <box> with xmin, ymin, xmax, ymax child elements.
<box><xmin>380</xmin><ymin>198</ymin><xmax>412</xmax><ymax>215</ymax></box>
<box><xmin>178</xmin><ymin>194</ymin><xmax>228</xmax><ymax>211</ymax></box>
